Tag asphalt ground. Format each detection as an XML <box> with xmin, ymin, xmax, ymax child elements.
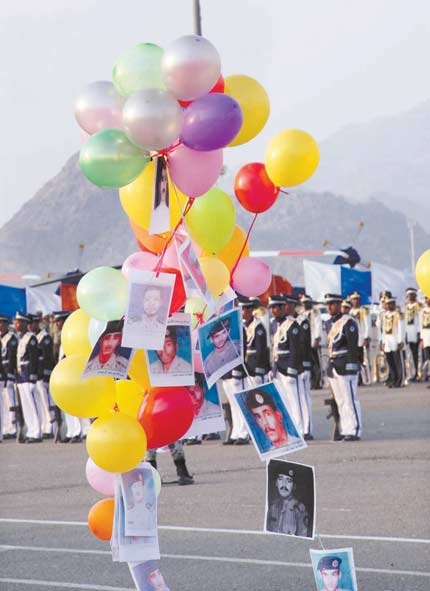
<box><xmin>0</xmin><ymin>382</ymin><xmax>429</xmax><ymax>591</ymax></box>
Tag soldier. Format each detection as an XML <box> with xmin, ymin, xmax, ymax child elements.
<box><xmin>14</xmin><ymin>312</ymin><xmax>41</xmax><ymax>443</ymax></box>
<box><xmin>149</xmin><ymin>326</ymin><xmax>192</xmax><ymax>375</ymax></box>
<box><xmin>420</xmin><ymin>296</ymin><xmax>430</xmax><ymax>382</ymax></box>
<box><xmin>146</xmin><ymin>440</ymin><xmax>194</xmax><ymax>486</ymax></box>
<box><xmin>0</xmin><ymin>314</ymin><xmax>19</xmax><ymax>440</ymax></box>
<box><xmin>404</xmin><ymin>287</ymin><xmax>421</xmax><ymax>381</ymax></box>
<box><xmin>266</xmin><ymin>465</ymin><xmax>310</xmax><ymax>537</ymax></box>
<box><xmin>295</xmin><ymin>304</ymin><xmax>314</xmax><ymax>440</ymax></box>
<box><xmin>268</xmin><ymin>294</ymin><xmax>286</xmax><ymax>342</ymax></box>
<box><xmin>300</xmin><ymin>294</ymin><xmax>324</xmax><ymax>389</ymax></box>
<box><xmin>29</xmin><ymin>313</ymin><xmax>55</xmax><ymax>439</ymax></box>
<box><xmin>272</xmin><ymin>295</ymin><xmax>304</xmax><ymax>436</ymax></box>
<box><xmin>239</xmin><ymin>297</ymin><xmax>270</xmax><ymax>385</ymax></box>
<box><xmin>325</xmin><ymin>294</ymin><xmax>361</xmax><ymax>441</ymax></box>
<box><xmin>316</xmin><ymin>555</ymin><xmax>350</xmax><ymax>591</ymax></box>
<box><xmin>381</xmin><ymin>296</ymin><xmax>405</xmax><ymax>388</ymax></box>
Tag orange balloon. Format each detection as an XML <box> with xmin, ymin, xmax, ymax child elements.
<box><xmin>87</xmin><ymin>498</ymin><xmax>115</xmax><ymax>541</ymax></box>
<box><xmin>130</xmin><ymin>219</ymin><xmax>169</xmax><ymax>254</ymax></box>
<box><xmin>203</xmin><ymin>224</ymin><xmax>250</xmax><ymax>270</ymax></box>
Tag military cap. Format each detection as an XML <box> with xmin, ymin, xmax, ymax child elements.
<box><xmin>28</xmin><ymin>312</ymin><xmax>42</xmax><ymax>322</ymax></box>
<box><xmin>208</xmin><ymin>317</ymin><xmax>231</xmax><ymax>338</ymax></box>
<box><xmin>245</xmin><ymin>389</ymin><xmax>277</xmax><ymax>412</ymax></box>
<box><xmin>275</xmin><ymin>466</ymin><xmax>295</xmax><ymax>480</ymax></box>
<box><xmin>283</xmin><ymin>294</ymin><xmax>299</xmax><ymax>304</ymax></box>
<box><xmin>324</xmin><ymin>293</ymin><xmax>343</xmax><ymax>304</ymax></box>
<box><xmin>341</xmin><ymin>299</ymin><xmax>352</xmax><ymax>309</ymax></box>
<box><xmin>385</xmin><ymin>296</ymin><xmax>396</xmax><ymax>303</ymax></box>
<box><xmin>53</xmin><ymin>311</ymin><xmax>71</xmax><ymax>322</ymax></box>
<box><xmin>0</xmin><ymin>314</ymin><xmax>9</xmax><ymax>323</ymax></box>
<box><xmin>164</xmin><ymin>325</ymin><xmax>177</xmax><ymax>342</ymax></box>
<box><xmin>238</xmin><ymin>296</ymin><xmax>261</xmax><ymax>308</ymax></box>
<box><xmin>349</xmin><ymin>290</ymin><xmax>361</xmax><ymax>299</ymax></box>
<box><xmin>14</xmin><ymin>311</ymin><xmax>31</xmax><ymax>322</ymax></box>
<box><xmin>317</xmin><ymin>555</ymin><xmax>342</xmax><ymax>571</ymax></box>
<box><xmin>268</xmin><ymin>294</ymin><xmax>286</xmax><ymax>307</ymax></box>
<box><xmin>300</xmin><ymin>294</ymin><xmax>315</xmax><ymax>303</ymax></box>
<box><xmin>379</xmin><ymin>290</ymin><xmax>392</xmax><ymax>302</ymax></box>
<box><xmin>405</xmin><ymin>287</ymin><xmax>417</xmax><ymax>295</ymax></box>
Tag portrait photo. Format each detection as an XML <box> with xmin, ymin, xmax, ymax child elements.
<box><xmin>235</xmin><ymin>381</ymin><xmax>306</xmax><ymax>461</ymax></box>
<box><xmin>122</xmin><ymin>270</ymin><xmax>175</xmax><ymax>350</ymax></box>
<box><xmin>82</xmin><ymin>319</ymin><xmax>132</xmax><ymax>380</ymax></box>
<box><xmin>198</xmin><ymin>308</ymin><xmax>244</xmax><ymax>388</ymax></box>
<box><xmin>265</xmin><ymin>459</ymin><xmax>315</xmax><ymax>540</ymax></box>
<box><xmin>183</xmin><ymin>372</ymin><xmax>225</xmax><ymax>438</ymax></box>
<box><xmin>146</xmin><ymin>313</ymin><xmax>194</xmax><ymax>387</ymax></box>
<box><xmin>149</xmin><ymin>157</ymin><xmax>170</xmax><ymax>235</ymax></box>
<box><xmin>174</xmin><ymin>233</ymin><xmax>213</xmax><ymax>308</ymax></box>
<box><xmin>128</xmin><ymin>559</ymin><xmax>170</xmax><ymax>591</ymax></box>
<box><xmin>120</xmin><ymin>462</ymin><xmax>158</xmax><ymax>537</ymax></box>
<box><xmin>310</xmin><ymin>548</ymin><xmax>358</xmax><ymax>591</ymax></box>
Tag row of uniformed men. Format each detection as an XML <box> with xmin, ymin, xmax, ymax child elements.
<box><xmin>0</xmin><ymin>310</ymin><xmax>88</xmax><ymax>443</ymax></box>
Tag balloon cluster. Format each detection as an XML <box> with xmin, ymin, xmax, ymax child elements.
<box><xmin>58</xmin><ymin>33</ymin><xmax>320</xmax><ymax>545</ymax></box>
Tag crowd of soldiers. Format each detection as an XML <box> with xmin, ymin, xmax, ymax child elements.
<box><xmin>1</xmin><ymin>286</ymin><xmax>429</xmax><ymax>445</ymax></box>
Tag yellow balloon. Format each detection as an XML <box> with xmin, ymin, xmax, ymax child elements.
<box><xmin>115</xmin><ymin>379</ymin><xmax>145</xmax><ymax>418</ymax></box>
<box><xmin>61</xmin><ymin>308</ymin><xmax>92</xmax><ymax>357</ymax></box>
<box><xmin>119</xmin><ymin>159</ymin><xmax>188</xmax><ymax>230</ymax></box>
<box><xmin>49</xmin><ymin>355</ymin><xmax>115</xmax><ymax>418</ymax></box>
<box><xmin>224</xmin><ymin>75</ymin><xmax>270</xmax><ymax>146</ymax></box>
<box><xmin>415</xmin><ymin>250</ymin><xmax>430</xmax><ymax>296</ymax></box>
<box><xmin>86</xmin><ymin>411</ymin><xmax>147</xmax><ymax>473</ymax></box>
<box><xmin>203</xmin><ymin>224</ymin><xmax>250</xmax><ymax>270</ymax></box>
<box><xmin>184</xmin><ymin>296</ymin><xmax>212</xmax><ymax>329</ymax></box>
<box><xmin>128</xmin><ymin>349</ymin><xmax>150</xmax><ymax>389</ymax></box>
<box><xmin>265</xmin><ymin>129</ymin><xmax>319</xmax><ymax>187</ymax></box>
<box><xmin>198</xmin><ymin>256</ymin><xmax>230</xmax><ymax>296</ymax></box>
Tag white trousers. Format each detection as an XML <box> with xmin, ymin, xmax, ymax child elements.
<box><xmin>274</xmin><ymin>374</ymin><xmax>304</xmax><ymax>436</ymax></box>
<box><xmin>222</xmin><ymin>377</ymin><xmax>250</xmax><ymax>440</ymax></box>
<box><xmin>35</xmin><ymin>380</ymin><xmax>53</xmax><ymax>435</ymax></box>
<box><xmin>1</xmin><ymin>381</ymin><xmax>17</xmax><ymax>436</ymax></box>
<box><xmin>17</xmin><ymin>382</ymin><xmax>41</xmax><ymax>439</ymax></box>
<box><xmin>64</xmin><ymin>413</ymin><xmax>90</xmax><ymax>438</ymax></box>
<box><xmin>328</xmin><ymin>370</ymin><xmax>362</xmax><ymax>437</ymax></box>
<box><xmin>297</xmin><ymin>370</ymin><xmax>312</xmax><ymax>436</ymax></box>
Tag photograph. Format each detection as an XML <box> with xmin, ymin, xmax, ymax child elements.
<box><xmin>120</xmin><ymin>462</ymin><xmax>158</xmax><ymax>537</ymax></box>
<box><xmin>122</xmin><ymin>270</ymin><xmax>175</xmax><ymax>350</ymax></box>
<box><xmin>146</xmin><ymin>313</ymin><xmax>194</xmax><ymax>386</ymax></box>
<box><xmin>310</xmin><ymin>548</ymin><xmax>358</xmax><ymax>591</ymax></box>
<box><xmin>183</xmin><ymin>372</ymin><xmax>225</xmax><ymax>438</ymax></box>
<box><xmin>128</xmin><ymin>559</ymin><xmax>171</xmax><ymax>591</ymax></box>
<box><xmin>265</xmin><ymin>459</ymin><xmax>315</xmax><ymax>539</ymax></box>
<box><xmin>149</xmin><ymin>157</ymin><xmax>170</xmax><ymax>235</ymax></box>
<box><xmin>198</xmin><ymin>308</ymin><xmax>244</xmax><ymax>388</ymax></box>
<box><xmin>174</xmin><ymin>233</ymin><xmax>214</xmax><ymax>309</ymax></box>
<box><xmin>82</xmin><ymin>319</ymin><xmax>132</xmax><ymax>380</ymax></box>
<box><xmin>235</xmin><ymin>381</ymin><xmax>306</xmax><ymax>461</ymax></box>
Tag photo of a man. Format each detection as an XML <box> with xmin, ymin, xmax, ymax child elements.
<box><xmin>83</xmin><ymin>319</ymin><xmax>132</xmax><ymax>379</ymax></box>
<box><xmin>182</xmin><ymin>373</ymin><xmax>225</xmax><ymax>439</ymax></box>
<box><xmin>128</xmin><ymin>559</ymin><xmax>170</xmax><ymax>591</ymax></box>
<box><xmin>246</xmin><ymin>389</ymin><xmax>289</xmax><ymax>447</ymax></box>
<box><xmin>120</xmin><ymin>463</ymin><xmax>157</xmax><ymax>537</ymax></box>
<box><xmin>265</xmin><ymin>459</ymin><xmax>315</xmax><ymax>539</ymax></box>
<box><xmin>149</xmin><ymin>157</ymin><xmax>170</xmax><ymax>235</ymax></box>
<box><xmin>310</xmin><ymin>548</ymin><xmax>357</xmax><ymax>591</ymax></box>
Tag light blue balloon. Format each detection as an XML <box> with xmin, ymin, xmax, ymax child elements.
<box><xmin>77</xmin><ymin>267</ymin><xmax>128</xmax><ymax>321</ymax></box>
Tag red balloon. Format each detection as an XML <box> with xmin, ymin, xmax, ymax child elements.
<box><xmin>178</xmin><ymin>74</ymin><xmax>225</xmax><ymax>108</ymax></box>
<box><xmin>161</xmin><ymin>267</ymin><xmax>186</xmax><ymax>314</ymax></box>
<box><xmin>234</xmin><ymin>162</ymin><xmax>280</xmax><ymax>213</ymax></box>
<box><xmin>138</xmin><ymin>386</ymin><xmax>195</xmax><ymax>449</ymax></box>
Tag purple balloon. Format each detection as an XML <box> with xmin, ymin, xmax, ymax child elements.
<box><xmin>180</xmin><ymin>93</ymin><xmax>243</xmax><ymax>151</ymax></box>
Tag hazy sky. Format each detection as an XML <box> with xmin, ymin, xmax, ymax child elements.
<box><xmin>1</xmin><ymin>0</ymin><xmax>429</xmax><ymax>227</ymax></box>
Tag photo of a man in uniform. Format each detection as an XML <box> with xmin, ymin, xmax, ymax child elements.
<box><xmin>149</xmin><ymin>326</ymin><xmax>192</xmax><ymax>375</ymax></box>
<box><xmin>265</xmin><ymin>459</ymin><xmax>315</xmax><ymax>539</ymax></box>
<box><xmin>147</xmin><ymin>319</ymin><xmax>194</xmax><ymax>386</ymax></box>
<box><xmin>310</xmin><ymin>549</ymin><xmax>357</xmax><ymax>591</ymax></box>
<box><xmin>83</xmin><ymin>319</ymin><xmax>132</xmax><ymax>379</ymax></box>
<box><xmin>245</xmin><ymin>388</ymin><xmax>289</xmax><ymax>447</ymax></box>
<box><xmin>129</xmin><ymin>559</ymin><xmax>170</xmax><ymax>591</ymax></box>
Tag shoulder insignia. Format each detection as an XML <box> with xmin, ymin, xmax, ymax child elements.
<box><xmin>292</xmin><ymin>327</ymin><xmax>299</xmax><ymax>335</ymax></box>
<box><xmin>349</xmin><ymin>324</ymin><xmax>356</xmax><ymax>332</ymax></box>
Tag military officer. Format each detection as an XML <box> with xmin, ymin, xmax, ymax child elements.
<box><xmin>295</xmin><ymin>304</ymin><xmax>314</xmax><ymax>440</ymax></box>
<box><xmin>268</xmin><ymin>294</ymin><xmax>287</xmax><ymax>342</ymax></box>
<box><xmin>239</xmin><ymin>297</ymin><xmax>270</xmax><ymax>385</ymax></box>
<box><xmin>146</xmin><ymin>440</ymin><xmax>194</xmax><ymax>486</ymax></box>
<box><xmin>348</xmin><ymin>291</ymin><xmax>371</xmax><ymax>385</ymax></box>
<box><xmin>300</xmin><ymin>294</ymin><xmax>324</xmax><ymax>389</ymax></box>
<box><xmin>204</xmin><ymin>318</ymin><xmax>242</xmax><ymax>379</ymax></box>
<box><xmin>381</xmin><ymin>296</ymin><xmax>405</xmax><ymax>388</ymax></box>
<box><xmin>420</xmin><ymin>296</ymin><xmax>430</xmax><ymax>382</ymax></box>
<box><xmin>0</xmin><ymin>314</ymin><xmax>19</xmax><ymax>440</ymax></box>
<box><xmin>150</xmin><ymin>326</ymin><xmax>192</xmax><ymax>375</ymax></box>
<box><xmin>325</xmin><ymin>294</ymin><xmax>362</xmax><ymax>441</ymax></box>
<box><xmin>14</xmin><ymin>312</ymin><xmax>41</xmax><ymax>443</ymax></box>
<box><xmin>404</xmin><ymin>287</ymin><xmax>421</xmax><ymax>381</ymax></box>
<box><xmin>266</xmin><ymin>465</ymin><xmax>310</xmax><ymax>537</ymax></box>
<box><xmin>316</xmin><ymin>555</ymin><xmax>350</xmax><ymax>591</ymax></box>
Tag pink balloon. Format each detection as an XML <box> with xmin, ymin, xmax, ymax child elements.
<box><xmin>162</xmin><ymin>242</ymin><xmax>181</xmax><ymax>269</ymax></box>
<box><xmin>85</xmin><ymin>457</ymin><xmax>116</xmax><ymax>495</ymax></box>
<box><xmin>231</xmin><ymin>257</ymin><xmax>272</xmax><ymax>297</ymax></box>
<box><xmin>167</xmin><ymin>145</ymin><xmax>223</xmax><ymax>197</ymax></box>
<box><xmin>121</xmin><ymin>251</ymin><xmax>158</xmax><ymax>279</ymax></box>
<box><xmin>193</xmin><ymin>349</ymin><xmax>204</xmax><ymax>373</ymax></box>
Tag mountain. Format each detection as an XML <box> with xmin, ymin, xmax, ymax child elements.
<box><xmin>307</xmin><ymin>99</ymin><xmax>430</xmax><ymax>229</ymax></box>
<box><xmin>0</xmin><ymin>153</ymin><xmax>427</xmax><ymax>286</ymax></box>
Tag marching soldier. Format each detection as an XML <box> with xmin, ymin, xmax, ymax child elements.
<box><xmin>300</xmin><ymin>294</ymin><xmax>324</xmax><ymax>389</ymax></box>
<box><xmin>349</xmin><ymin>291</ymin><xmax>371</xmax><ymax>385</ymax></box>
<box><xmin>14</xmin><ymin>312</ymin><xmax>42</xmax><ymax>443</ymax></box>
<box><xmin>268</xmin><ymin>294</ymin><xmax>287</xmax><ymax>342</ymax></box>
<box><xmin>381</xmin><ymin>296</ymin><xmax>405</xmax><ymax>388</ymax></box>
<box><xmin>420</xmin><ymin>296</ymin><xmax>430</xmax><ymax>382</ymax></box>
<box><xmin>325</xmin><ymin>294</ymin><xmax>362</xmax><ymax>441</ymax></box>
<box><xmin>295</xmin><ymin>305</ymin><xmax>314</xmax><ymax>440</ymax></box>
<box><xmin>404</xmin><ymin>287</ymin><xmax>421</xmax><ymax>381</ymax></box>
<box><xmin>239</xmin><ymin>297</ymin><xmax>270</xmax><ymax>385</ymax></box>
<box><xmin>0</xmin><ymin>314</ymin><xmax>19</xmax><ymax>440</ymax></box>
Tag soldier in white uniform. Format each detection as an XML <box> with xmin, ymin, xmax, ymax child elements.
<box><xmin>150</xmin><ymin>326</ymin><xmax>192</xmax><ymax>375</ymax></box>
<box><xmin>295</xmin><ymin>306</ymin><xmax>314</xmax><ymax>440</ymax></box>
<box><xmin>0</xmin><ymin>314</ymin><xmax>19</xmax><ymax>440</ymax></box>
<box><xmin>348</xmin><ymin>291</ymin><xmax>371</xmax><ymax>385</ymax></box>
<box><xmin>381</xmin><ymin>296</ymin><xmax>405</xmax><ymax>388</ymax></box>
<box><xmin>240</xmin><ymin>297</ymin><xmax>270</xmax><ymax>386</ymax></box>
<box><xmin>419</xmin><ymin>296</ymin><xmax>430</xmax><ymax>382</ymax></box>
<box><xmin>404</xmin><ymin>287</ymin><xmax>421</xmax><ymax>381</ymax></box>
<box><xmin>300</xmin><ymin>294</ymin><xmax>323</xmax><ymax>390</ymax></box>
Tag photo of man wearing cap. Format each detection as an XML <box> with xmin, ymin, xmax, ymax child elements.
<box><xmin>83</xmin><ymin>319</ymin><xmax>132</xmax><ymax>380</ymax></box>
<box><xmin>147</xmin><ymin>322</ymin><xmax>193</xmax><ymax>386</ymax></box>
<box><xmin>310</xmin><ymin>548</ymin><xmax>357</xmax><ymax>591</ymax></box>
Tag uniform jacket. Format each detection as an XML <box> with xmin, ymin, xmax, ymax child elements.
<box><xmin>381</xmin><ymin>310</ymin><xmax>404</xmax><ymax>352</ymax></box>
<box><xmin>16</xmin><ymin>331</ymin><xmax>39</xmax><ymax>383</ymax></box>
<box><xmin>349</xmin><ymin>306</ymin><xmax>370</xmax><ymax>347</ymax></box>
<box><xmin>150</xmin><ymin>355</ymin><xmax>192</xmax><ymax>374</ymax></box>
<box><xmin>35</xmin><ymin>329</ymin><xmax>55</xmax><ymax>382</ymax></box>
<box><xmin>327</xmin><ymin>314</ymin><xmax>359</xmax><ymax>375</ymax></box>
<box><xmin>272</xmin><ymin>315</ymin><xmax>301</xmax><ymax>377</ymax></box>
<box><xmin>1</xmin><ymin>331</ymin><xmax>18</xmax><ymax>382</ymax></box>
<box><xmin>420</xmin><ymin>305</ymin><xmax>430</xmax><ymax>348</ymax></box>
<box><xmin>296</xmin><ymin>313</ymin><xmax>312</xmax><ymax>372</ymax></box>
<box><xmin>404</xmin><ymin>302</ymin><xmax>422</xmax><ymax>343</ymax></box>
<box><xmin>267</xmin><ymin>496</ymin><xmax>310</xmax><ymax>536</ymax></box>
<box><xmin>244</xmin><ymin>316</ymin><xmax>270</xmax><ymax>377</ymax></box>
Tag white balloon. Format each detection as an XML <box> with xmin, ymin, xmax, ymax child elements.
<box><xmin>162</xmin><ymin>35</ymin><xmax>221</xmax><ymax>101</ymax></box>
<box><xmin>74</xmin><ymin>81</ymin><xmax>124</xmax><ymax>134</ymax></box>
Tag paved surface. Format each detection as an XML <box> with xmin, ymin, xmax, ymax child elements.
<box><xmin>0</xmin><ymin>383</ymin><xmax>429</xmax><ymax>590</ymax></box>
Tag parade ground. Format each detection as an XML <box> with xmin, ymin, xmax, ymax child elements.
<box><xmin>1</xmin><ymin>382</ymin><xmax>429</xmax><ymax>591</ymax></box>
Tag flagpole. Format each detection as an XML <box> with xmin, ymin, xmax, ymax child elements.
<box><xmin>192</xmin><ymin>0</ymin><xmax>202</xmax><ymax>35</ymax></box>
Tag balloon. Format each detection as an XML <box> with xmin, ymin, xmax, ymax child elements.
<box><xmin>77</xmin><ymin>267</ymin><xmax>128</xmax><ymax>321</ymax></box>
<box><xmin>123</xmin><ymin>89</ymin><xmax>183</xmax><ymax>151</ymax></box>
<box><xmin>162</xmin><ymin>241</ymin><xmax>181</xmax><ymax>269</ymax></box>
<box><xmin>160</xmin><ymin>267</ymin><xmax>186</xmax><ymax>314</ymax></box>
<box><xmin>132</xmin><ymin>222</ymin><xmax>170</xmax><ymax>254</ymax></box>
<box><xmin>180</xmin><ymin>94</ymin><xmax>242</xmax><ymax>151</ymax></box>
<box><xmin>199</xmin><ymin>256</ymin><xmax>230</xmax><ymax>296</ymax></box>
<box><xmin>167</xmin><ymin>145</ymin><xmax>223</xmax><ymax>197</ymax></box>
<box><xmin>193</xmin><ymin>348</ymin><xmax>204</xmax><ymax>373</ymax></box>
<box><xmin>224</xmin><ymin>75</ymin><xmax>270</xmax><ymax>146</ymax></box>
<box><xmin>79</xmin><ymin>129</ymin><xmax>149</xmax><ymax>188</ymax></box>
<box><xmin>138</xmin><ymin>386</ymin><xmax>195</xmax><ymax>449</ymax></box>
<box><xmin>115</xmin><ymin>379</ymin><xmax>145</xmax><ymax>418</ymax></box>
<box><xmin>49</xmin><ymin>354</ymin><xmax>115</xmax><ymax>417</ymax></box>
<box><xmin>85</xmin><ymin>457</ymin><xmax>115</xmax><ymax>496</ymax></box>
<box><xmin>162</xmin><ymin>35</ymin><xmax>221</xmax><ymax>101</ymax></box>
<box><xmin>128</xmin><ymin>349</ymin><xmax>150</xmax><ymax>389</ymax></box>
<box><xmin>207</xmin><ymin>225</ymin><xmax>250</xmax><ymax>271</ymax></box>
<box><xmin>178</xmin><ymin>74</ymin><xmax>224</xmax><ymax>107</ymax></box>
<box><xmin>113</xmin><ymin>43</ymin><xmax>165</xmax><ymax>96</ymax></box>
<box><xmin>265</xmin><ymin>129</ymin><xmax>319</xmax><ymax>187</ymax></box>
<box><xmin>184</xmin><ymin>296</ymin><xmax>211</xmax><ymax>329</ymax></box>
<box><xmin>86</xmin><ymin>411</ymin><xmax>147</xmax><ymax>473</ymax></box>
<box><xmin>120</xmin><ymin>160</ymin><xmax>188</xmax><ymax>231</ymax></box>
<box><xmin>150</xmin><ymin>465</ymin><xmax>162</xmax><ymax>497</ymax></box>
<box><xmin>61</xmin><ymin>308</ymin><xmax>92</xmax><ymax>357</ymax></box>
<box><xmin>88</xmin><ymin>318</ymin><xmax>107</xmax><ymax>347</ymax></box>
<box><xmin>87</xmin><ymin>498</ymin><xmax>115</xmax><ymax>541</ymax></box>
<box><xmin>231</xmin><ymin>257</ymin><xmax>272</xmax><ymax>297</ymax></box>
<box><xmin>415</xmin><ymin>250</ymin><xmax>430</xmax><ymax>296</ymax></box>
<box><xmin>74</xmin><ymin>81</ymin><xmax>124</xmax><ymax>135</ymax></box>
<box><xmin>121</xmin><ymin>251</ymin><xmax>158</xmax><ymax>279</ymax></box>
<box><xmin>185</xmin><ymin>187</ymin><xmax>235</xmax><ymax>253</ymax></box>
<box><xmin>234</xmin><ymin>163</ymin><xmax>280</xmax><ymax>213</ymax></box>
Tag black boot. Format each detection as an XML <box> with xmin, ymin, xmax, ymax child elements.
<box><xmin>174</xmin><ymin>458</ymin><xmax>194</xmax><ymax>485</ymax></box>
<box><xmin>147</xmin><ymin>458</ymin><xmax>157</xmax><ymax>470</ymax></box>
<box><xmin>222</xmin><ymin>402</ymin><xmax>234</xmax><ymax>444</ymax></box>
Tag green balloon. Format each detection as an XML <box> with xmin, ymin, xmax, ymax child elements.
<box><xmin>79</xmin><ymin>129</ymin><xmax>149</xmax><ymax>188</ymax></box>
<box><xmin>77</xmin><ymin>266</ymin><xmax>128</xmax><ymax>321</ymax></box>
<box><xmin>185</xmin><ymin>187</ymin><xmax>236</xmax><ymax>253</ymax></box>
<box><xmin>113</xmin><ymin>43</ymin><xmax>166</xmax><ymax>97</ymax></box>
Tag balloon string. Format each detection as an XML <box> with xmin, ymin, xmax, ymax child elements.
<box><xmin>279</xmin><ymin>189</ymin><xmax>289</xmax><ymax>195</ymax></box>
<box><xmin>230</xmin><ymin>213</ymin><xmax>259</xmax><ymax>276</ymax></box>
